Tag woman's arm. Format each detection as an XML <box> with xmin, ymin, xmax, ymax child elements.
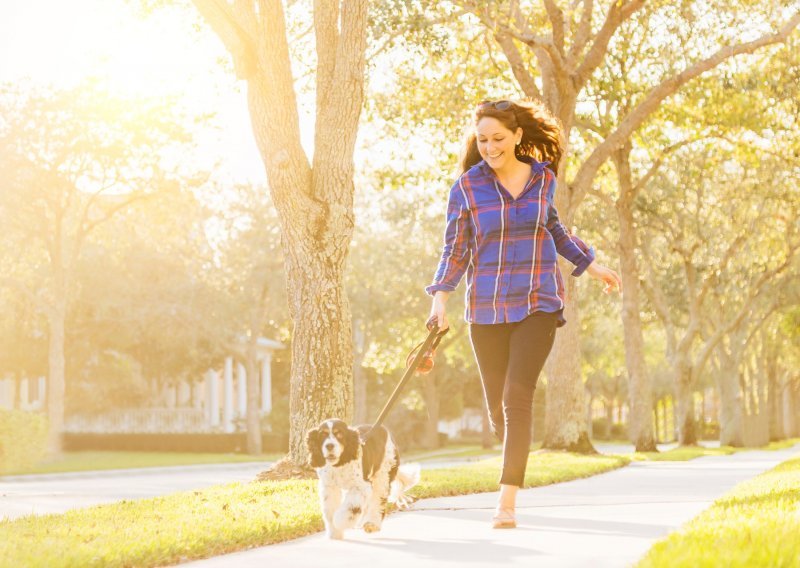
<box><xmin>545</xmin><ymin>172</ymin><xmax>622</xmax><ymax>293</ymax></box>
<box><xmin>425</xmin><ymin>182</ymin><xmax>472</xmax><ymax>296</ymax></box>
<box><xmin>544</xmin><ymin>172</ymin><xmax>595</xmax><ymax>276</ymax></box>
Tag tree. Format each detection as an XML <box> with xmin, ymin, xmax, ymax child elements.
<box><xmin>0</xmin><ymin>81</ymin><xmax>195</xmax><ymax>452</ymax></box>
<box><xmin>639</xmin><ymin>138</ymin><xmax>800</xmax><ymax>445</ymax></box>
<box><xmin>64</xmin><ymin>178</ymin><xmax>221</xmax><ymax>415</ymax></box>
<box><xmin>190</xmin><ymin>0</ymin><xmax>370</xmax><ymax>471</ymax></box>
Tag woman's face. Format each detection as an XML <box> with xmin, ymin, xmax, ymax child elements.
<box><xmin>476</xmin><ymin>117</ymin><xmax>521</xmax><ymax>171</ymax></box>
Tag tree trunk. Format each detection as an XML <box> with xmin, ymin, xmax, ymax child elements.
<box><xmin>46</xmin><ymin>280</ymin><xmax>66</xmax><ymax>454</ymax></box>
<box><xmin>717</xmin><ymin>348</ymin><xmax>744</xmax><ymax>447</ymax></box>
<box><xmin>604</xmin><ymin>400</ymin><xmax>613</xmax><ymax>440</ymax></box>
<box><xmin>653</xmin><ymin>398</ymin><xmax>661</xmax><ymax>443</ymax></box>
<box><xmin>284</xmin><ymin>259</ymin><xmax>354</xmax><ymax>462</ymax></box>
<box><xmin>699</xmin><ymin>389</ymin><xmax>706</xmax><ymax>436</ymax></box>
<box><xmin>42</xmin><ymin>204</ymin><xmax>71</xmax><ymax>455</ymax></box>
<box><xmin>614</xmin><ymin>147</ymin><xmax>656</xmax><ymax>451</ymax></box>
<box><xmin>543</xmin><ymin>277</ymin><xmax>595</xmax><ymax>453</ymax></box>
<box><xmin>788</xmin><ymin>380</ymin><xmax>800</xmax><ymax>437</ymax></box>
<box><xmin>675</xmin><ymin>360</ymin><xmax>697</xmax><ymax>446</ymax></box>
<box><xmin>768</xmin><ymin>368</ymin><xmax>784</xmax><ymax>442</ymax></box>
<box><xmin>586</xmin><ymin>394</ymin><xmax>594</xmax><ymax>439</ymax></box>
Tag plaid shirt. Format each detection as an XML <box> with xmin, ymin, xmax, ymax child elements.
<box><xmin>425</xmin><ymin>158</ymin><xmax>595</xmax><ymax>326</ymax></box>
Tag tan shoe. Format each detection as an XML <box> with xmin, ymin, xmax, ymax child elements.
<box><xmin>491</xmin><ymin>506</ymin><xmax>516</xmax><ymax>529</ymax></box>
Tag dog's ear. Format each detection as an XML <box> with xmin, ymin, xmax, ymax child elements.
<box><xmin>306</xmin><ymin>427</ymin><xmax>326</xmax><ymax>468</ymax></box>
<box><xmin>336</xmin><ymin>426</ymin><xmax>361</xmax><ymax>467</ymax></box>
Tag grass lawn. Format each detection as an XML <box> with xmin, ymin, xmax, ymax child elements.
<box><xmin>0</xmin><ymin>451</ymin><xmax>628</xmax><ymax>567</ymax></box>
<box><xmin>637</xmin><ymin>454</ymin><xmax>800</xmax><ymax>568</ymax></box>
<box><xmin>407</xmin><ymin>444</ymin><xmax>502</xmax><ymax>461</ymax></box>
<box><xmin>630</xmin><ymin>445</ymin><xmax>737</xmax><ymax>461</ymax></box>
<box><xmin>2</xmin><ymin>451</ymin><xmax>284</xmax><ymax>476</ymax></box>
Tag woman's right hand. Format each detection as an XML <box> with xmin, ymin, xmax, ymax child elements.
<box><xmin>429</xmin><ymin>292</ymin><xmax>450</xmax><ymax>332</ymax></box>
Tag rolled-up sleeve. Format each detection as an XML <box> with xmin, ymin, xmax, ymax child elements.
<box><xmin>425</xmin><ymin>181</ymin><xmax>473</xmax><ymax>295</ymax></box>
<box><xmin>544</xmin><ymin>173</ymin><xmax>595</xmax><ymax>277</ymax></box>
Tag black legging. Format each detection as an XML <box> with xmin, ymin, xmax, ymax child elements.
<box><xmin>469</xmin><ymin>311</ymin><xmax>558</xmax><ymax>487</ymax></box>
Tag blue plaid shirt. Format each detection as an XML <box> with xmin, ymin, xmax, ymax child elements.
<box><xmin>425</xmin><ymin>158</ymin><xmax>595</xmax><ymax>326</ymax></box>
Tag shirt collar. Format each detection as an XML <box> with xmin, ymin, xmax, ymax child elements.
<box><xmin>478</xmin><ymin>156</ymin><xmax>551</xmax><ymax>176</ymax></box>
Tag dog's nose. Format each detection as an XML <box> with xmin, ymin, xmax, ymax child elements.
<box><xmin>325</xmin><ymin>443</ymin><xmax>335</xmax><ymax>451</ymax></box>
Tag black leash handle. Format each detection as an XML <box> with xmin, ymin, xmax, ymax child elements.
<box><xmin>368</xmin><ymin>316</ymin><xmax>448</xmax><ymax>434</ymax></box>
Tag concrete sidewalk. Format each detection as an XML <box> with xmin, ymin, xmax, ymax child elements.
<box><xmin>183</xmin><ymin>444</ymin><xmax>800</xmax><ymax>568</ymax></box>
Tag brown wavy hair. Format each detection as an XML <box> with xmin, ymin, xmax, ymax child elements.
<box><xmin>459</xmin><ymin>98</ymin><xmax>564</xmax><ymax>175</ymax></box>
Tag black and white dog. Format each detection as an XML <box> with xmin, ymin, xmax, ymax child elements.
<box><xmin>306</xmin><ymin>419</ymin><xmax>420</xmax><ymax>539</ymax></box>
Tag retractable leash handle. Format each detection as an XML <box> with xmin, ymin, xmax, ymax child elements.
<box><xmin>365</xmin><ymin>316</ymin><xmax>448</xmax><ymax>439</ymax></box>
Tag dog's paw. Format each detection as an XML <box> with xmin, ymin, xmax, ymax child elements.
<box><xmin>363</xmin><ymin>522</ymin><xmax>381</xmax><ymax>534</ymax></box>
<box><xmin>394</xmin><ymin>495</ymin><xmax>418</xmax><ymax>510</ymax></box>
<box><xmin>327</xmin><ymin>529</ymin><xmax>345</xmax><ymax>540</ymax></box>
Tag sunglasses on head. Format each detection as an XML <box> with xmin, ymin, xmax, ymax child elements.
<box><xmin>478</xmin><ymin>100</ymin><xmax>513</xmax><ymax>111</ymax></box>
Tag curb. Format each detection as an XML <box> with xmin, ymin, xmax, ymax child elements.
<box><xmin>1</xmin><ymin>461</ymin><xmax>274</xmax><ymax>483</ymax></box>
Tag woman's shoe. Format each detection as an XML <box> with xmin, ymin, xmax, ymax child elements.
<box><xmin>491</xmin><ymin>506</ymin><xmax>516</xmax><ymax>529</ymax></box>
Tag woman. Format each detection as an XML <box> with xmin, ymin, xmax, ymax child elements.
<box><xmin>425</xmin><ymin>99</ymin><xmax>622</xmax><ymax>529</ymax></box>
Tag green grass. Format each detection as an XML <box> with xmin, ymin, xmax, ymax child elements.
<box><xmin>0</xmin><ymin>451</ymin><xmax>629</xmax><ymax>567</ymax></box>
<box><xmin>414</xmin><ymin>451</ymin><xmax>628</xmax><ymax>499</ymax></box>
<box><xmin>629</xmin><ymin>445</ymin><xmax>737</xmax><ymax>461</ymax></box>
<box><xmin>2</xmin><ymin>451</ymin><xmax>283</xmax><ymax>476</ymax></box>
<box><xmin>407</xmin><ymin>444</ymin><xmax>502</xmax><ymax>462</ymax></box>
<box><xmin>762</xmin><ymin>438</ymin><xmax>800</xmax><ymax>451</ymax></box>
<box><xmin>637</xmin><ymin>454</ymin><xmax>800</xmax><ymax>568</ymax></box>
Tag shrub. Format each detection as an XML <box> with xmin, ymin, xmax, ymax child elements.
<box><xmin>0</xmin><ymin>409</ymin><xmax>49</xmax><ymax>474</ymax></box>
<box><xmin>701</xmin><ymin>420</ymin><xmax>720</xmax><ymax>440</ymax></box>
<box><xmin>591</xmin><ymin>417</ymin><xmax>627</xmax><ymax>440</ymax></box>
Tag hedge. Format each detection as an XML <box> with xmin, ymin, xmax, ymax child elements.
<box><xmin>0</xmin><ymin>409</ymin><xmax>49</xmax><ymax>473</ymax></box>
<box><xmin>62</xmin><ymin>432</ymin><xmax>289</xmax><ymax>453</ymax></box>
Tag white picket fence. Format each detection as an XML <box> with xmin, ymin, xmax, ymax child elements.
<box><xmin>65</xmin><ymin>408</ymin><xmax>219</xmax><ymax>434</ymax></box>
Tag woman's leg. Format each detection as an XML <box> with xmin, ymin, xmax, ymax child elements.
<box><xmin>499</xmin><ymin>312</ymin><xmax>558</xmax><ymax>486</ymax></box>
<box><xmin>469</xmin><ymin>321</ymin><xmax>513</xmax><ymax>443</ymax></box>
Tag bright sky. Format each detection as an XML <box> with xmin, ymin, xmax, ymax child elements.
<box><xmin>0</xmin><ymin>0</ymin><xmax>317</xmax><ymax>186</ymax></box>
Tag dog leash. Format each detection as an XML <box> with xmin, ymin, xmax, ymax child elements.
<box><xmin>364</xmin><ymin>315</ymin><xmax>448</xmax><ymax>439</ymax></box>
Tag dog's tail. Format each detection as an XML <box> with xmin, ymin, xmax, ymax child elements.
<box><xmin>388</xmin><ymin>462</ymin><xmax>421</xmax><ymax>509</ymax></box>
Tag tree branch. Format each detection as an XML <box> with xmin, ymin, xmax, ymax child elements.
<box><xmin>543</xmin><ymin>0</ymin><xmax>565</xmax><ymax>55</ymax></box>
<box><xmin>639</xmin><ymin>239</ymin><xmax>676</xmax><ymax>355</ymax></box>
<box><xmin>312</xmin><ymin>0</ymin><xmax>369</xmax><ymax>201</ymax></box>
<box><xmin>569</xmin><ymin>0</ymin><xmax>593</xmax><ymax>63</ymax></box>
<box><xmin>313</xmin><ymin>0</ymin><xmax>339</xmax><ymax>114</ymax></box>
<box><xmin>632</xmin><ymin>136</ymin><xmax>714</xmax><ymax>195</ymax></box>
<box><xmin>571</xmin><ymin>11</ymin><xmax>800</xmax><ymax>208</ymax></box>
<box><xmin>513</xmin><ymin>29</ymin><xmax>568</xmax><ymax>79</ymax></box>
<box><xmin>494</xmin><ymin>32</ymin><xmax>542</xmax><ymax>99</ymax></box>
<box><xmin>192</xmin><ymin>0</ymin><xmax>258</xmax><ymax>80</ymax></box>
<box><xmin>0</xmin><ymin>276</ymin><xmax>52</xmax><ymax>313</ymax></box>
<box><xmin>575</xmin><ymin>0</ymin><xmax>645</xmax><ymax>88</ymax></box>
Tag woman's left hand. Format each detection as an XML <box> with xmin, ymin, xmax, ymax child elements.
<box><xmin>586</xmin><ymin>262</ymin><xmax>622</xmax><ymax>294</ymax></box>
